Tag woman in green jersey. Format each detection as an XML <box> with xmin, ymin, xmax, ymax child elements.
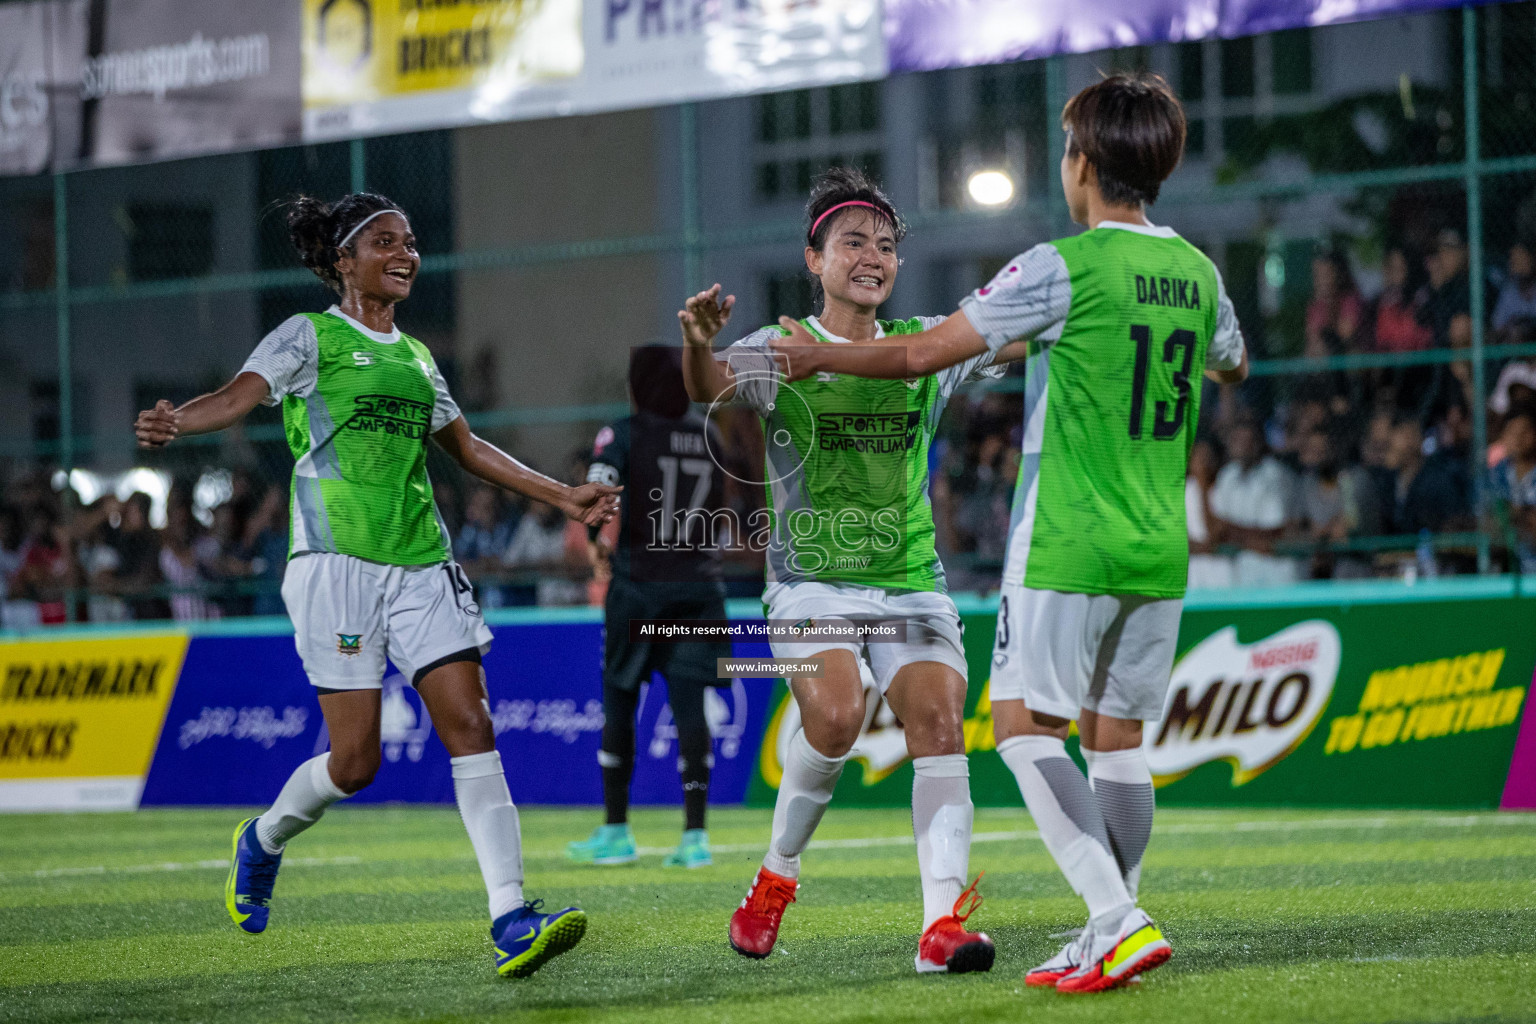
<box><xmin>133</xmin><ymin>191</ymin><xmax>620</xmax><ymax>979</ymax></box>
<box><xmin>679</xmin><ymin>167</ymin><xmax>996</xmax><ymax>974</ymax></box>
<box><xmin>768</xmin><ymin>74</ymin><xmax>1252</xmax><ymax>993</ymax></box>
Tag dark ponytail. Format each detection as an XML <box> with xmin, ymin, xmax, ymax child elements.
<box><xmin>283</xmin><ymin>192</ymin><xmax>407</xmax><ymax>295</ymax></box>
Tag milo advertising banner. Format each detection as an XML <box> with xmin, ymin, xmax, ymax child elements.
<box><xmin>746</xmin><ymin>591</ymin><xmax>1536</xmax><ymax>809</ymax></box>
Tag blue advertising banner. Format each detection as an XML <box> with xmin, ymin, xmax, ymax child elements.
<box><xmin>140</xmin><ymin>620</ymin><xmax>776</xmax><ymax>807</ymax></box>
<box><xmin>884</xmin><ymin>0</ymin><xmax>1487</xmax><ymax>72</ymax></box>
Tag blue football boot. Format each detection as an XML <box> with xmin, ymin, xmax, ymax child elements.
<box><xmin>225</xmin><ymin>816</ymin><xmax>282</xmax><ymax>934</ymax></box>
<box><xmin>492</xmin><ymin>899</ymin><xmax>588</xmax><ymax>977</ymax></box>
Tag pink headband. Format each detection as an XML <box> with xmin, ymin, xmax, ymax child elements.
<box><xmin>809</xmin><ymin>200</ymin><xmax>886</xmax><ymax>239</ymax></box>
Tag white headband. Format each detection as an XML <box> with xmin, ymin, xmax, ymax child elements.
<box><xmin>336</xmin><ymin>208</ymin><xmax>406</xmax><ymax>250</ymax></box>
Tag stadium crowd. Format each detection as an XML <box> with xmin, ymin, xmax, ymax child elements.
<box><xmin>3</xmin><ymin>234</ymin><xmax>1536</xmax><ymax>627</ymax></box>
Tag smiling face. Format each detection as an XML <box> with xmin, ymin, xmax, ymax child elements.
<box><xmin>335</xmin><ymin>212</ymin><xmax>419</xmax><ymax>305</ymax></box>
<box><xmin>805</xmin><ymin>209</ymin><xmax>898</xmax><ymax>313</ymax></box>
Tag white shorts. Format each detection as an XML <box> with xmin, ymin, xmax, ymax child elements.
<box><xmin>990</xmin><ymin>582</ymin><xmax>1182</xmax><ymax>721</ymax></box>
<box><xmin>281</xmin><ymin>553</ymin><xmax>493</xmax><ymax>691</ymax></box>
<box><xmin>764</xmin><ymin>581</ymin><xmax>968</xmax><ymax>693</ymax></box>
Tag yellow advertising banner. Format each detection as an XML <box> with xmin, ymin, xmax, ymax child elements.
<box><xmin>0</xmin><ymin>633</ymin><xmax>188</xmax><ymax>783</ymax></box>
<box><xmin>303</xmin><ymin>0</ymin><xmax>582</xmax><ymax>132</ymax></box>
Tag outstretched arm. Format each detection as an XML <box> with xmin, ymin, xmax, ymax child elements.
<box><xmin>433</xmin><ymin>415</ymin><xmax>620</xmax><ymax>527</ymax></box>
<box><xmin>768</xmin><ymin>312</ymin><xmax>995</xmax><ymax>382</ymax></box>
<box><xmin>134</xmin><ymin>371</ymin><xmax>271</xmax><ymax>448</ymax></box>
<box><xmin>770</xmin><ymin>244</ymin><xmax>1069</xmax><ymax>382</ymax></box>
<box><xmin>679</xmin><ymin>284</ymin><xmax>741</xmax><ymax>403</ymax></box>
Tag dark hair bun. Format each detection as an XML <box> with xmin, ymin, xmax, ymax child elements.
<box><xmin>282</xmin><ymin>192</ymin><xmax>406</xmax><ymax>295</ymax></box>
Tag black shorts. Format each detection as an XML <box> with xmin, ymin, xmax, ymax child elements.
<box><xmin>604</xmin><ymin>576</ymin><xmax>731</xmax><ymax>693</ymax></box>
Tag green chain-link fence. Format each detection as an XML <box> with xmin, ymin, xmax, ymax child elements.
<box><xmin>3</xmin><ymin>3</ymin><xmax>1536</xmax><ymax>624</ymax></box>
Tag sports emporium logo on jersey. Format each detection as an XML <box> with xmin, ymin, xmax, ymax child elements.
<box><xmin>814</xmin><ymin>409</ymin><xmax>920</xmax><ymax>453</ymax></box>
<box><xmin>1145</xmin><ymin>620</ymin><xmax>1341</xmax><ymax>787</ymax></box>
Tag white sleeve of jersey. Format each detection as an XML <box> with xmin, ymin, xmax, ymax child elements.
<box><xmin>929</xmin><ymin>311</ymin><xmax>1006</xmax><ymax>398</ymax></box>
<box><xmin>720</xmin><ymin>327</ymin><xmax>783</xmax><ymax>415</ymax></box>
<box><xmin>427</xmin><ymin>357</ymin><xmax>462</xmax><ymax>433</ymax></box>
<box><xmin>1206</xmin><ymin>266</ymin><xmax>1247</xmax><ymax>372</ymax></box>
<box><xmin>957</xmin><ymin>244</ymin><xmax>1073</xmax><ymax>354</ymax></box>
<box><xmin>241</xmin><ymin>315</ymin><xmax>318</xmax><ymax>406</ymax></box>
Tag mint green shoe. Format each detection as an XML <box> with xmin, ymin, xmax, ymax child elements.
<box><xmin>566</xmin><ymin>823</ymin><xmax>637</xmax><ymax>865</ymax></box>
<box><xmin>662</xmin><ymin>828</ymin><xmax>712</xmax><ymax>868</ymax></box>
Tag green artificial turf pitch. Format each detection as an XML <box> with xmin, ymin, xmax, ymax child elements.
<box><xmin>2</xmin><ymin>805</ymin><xmax>1534</xmax><ymax>1023</ymax></box>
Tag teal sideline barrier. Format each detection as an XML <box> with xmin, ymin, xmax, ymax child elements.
<box><xmin>3</xmin><ymin>577</ymin><xmax>1535</xmax><ymax>642</ymax></box>
<box><xmin>3</xmin><ymin>577</ymin><xmax>1534</xmax><ymax>811</ymax></box>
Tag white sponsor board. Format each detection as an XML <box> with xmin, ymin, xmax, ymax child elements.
<box><xmin>580</xmin><ymin>0</ymin><xmax>886</xmax><ymax>112</ymax></box>
<box><xmin>49</xmin><ymin>0</ymin><xmax>302</xmax><ymax>169</ymax></box>
<box><xmin>0</xmin><ymin>2</ymin><xmax>52</xmax><ymax>175</ymax></box>
<box><xmin>303</xmin><ymin>0</ymin><xmax>886</xmax><ymax>140</ymax></box>
<box><xmin>1145</xmin><ymin>620</ymin><xmax>1342</xmax><ymax>786</ymax></box>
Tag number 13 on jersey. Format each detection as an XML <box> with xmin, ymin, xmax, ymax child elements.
<box><xmin>1127</xmin><ymin>324</ymin><xmax>1195</xmax><ymax>441</ymax></box>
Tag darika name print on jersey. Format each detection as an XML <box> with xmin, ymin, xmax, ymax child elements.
<box><xmin>1135</xmin><ymin>274</ymin><xmax>1202</xmax><ymax>310</ymax></box>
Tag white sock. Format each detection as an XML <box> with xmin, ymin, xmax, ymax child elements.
<box><xmin>763</xmin><ymin>729</ymin><xmax>845</xmax><ymax>879</ymax></box>
<box><xmin>1084</xmin><ymin>747</ymin><xmax>1155</xmax><ymax>900</ymax></box>
<box><xmin>451</xmin><ymin>751</ymin><xmax>525</xmax><ymax>921</ymax></box>
<box><xmin>998</xmin><ymin>735</ymin><xmax>1133</xmax><ymax>936</ymax></box>
<box><xmin>255</xmin><ymin>753</ymin><xmax>349</xmax><ymax>854</ymax></box>
<box><xmin>912</xmin><ymin>753</ymin><xmax>973</xmax><ymax>930</ymax></box>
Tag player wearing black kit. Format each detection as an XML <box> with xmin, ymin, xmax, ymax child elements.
<box><xmin>566</xmin><ymin>346</ymin><xmax>732</xmax><ymax>868</ymax></box>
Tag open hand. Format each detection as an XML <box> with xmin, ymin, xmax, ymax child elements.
<box><xmin>562</xmin><ymin>482</ymin><xmax>622</xmax><ymax>527</ymax></box>
<box><xmin>678</xmin><ymin>284</ymin><xmax>735</xmax><ymax>348</ymax></box>
<box><xmin>134</xmin><ymin>400</ymin><xmax>179</xmax><ymax>448</ymax></box>
<box><xmin>767</xmin><ymin>316</ymin><xmax>822</xmax><ymax>382</ymax></box>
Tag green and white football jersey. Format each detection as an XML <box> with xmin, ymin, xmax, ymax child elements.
<box><xmin>240</xmin><ymin>306</ymin><xmax>460</xmax><ymax>566</ymax></box>
<box><xmin>959</xmin><ymin>222</ymin><xmax>1246</xmax><ymax>599</ymax></box>
<box><xmin>724</xmin><ymin>315</ymin><xmax>1001</xmax><ymax>592</ymax></box>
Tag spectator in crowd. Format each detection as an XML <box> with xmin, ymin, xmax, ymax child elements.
<box><xmin>11</xmin><ymin>508</ymin><xmax>78</xmax><ymax>626</ymax></box>
<box><xmin>1493</xmin><ymin>240</ymin><xmax>1536</xmax><ymax>343</ymax></box>
<box><xmin>1383</xmin><ymin>413</ymin><xmax>1472</xmax><ymax>543</ymax></box>
<box><xmin>954</xmin><ymin>431</ymin><xmax>1015</xmax><ymax>564</ymax></box>
<box><xmin>1488</xmin><ymin>409</ymin><xmax>1536</xmax><ymax>572</ymax></box>
<box><xmin>205</xmin><ymin>502</ymin><xmax>256</xmax><ymax>616</ymax></box>
<box><xmin>457</xmin><ymin>484</ymin><xmax>520</xmax><ymax>608</ymax></box>
<box><xmin>238</xmin><ymin>484</ymin><xmax>290</xmax><ymax>617</ymax></box>
<box><xmin>159</xmin><ymin>497</ymin><xmax>220</xmax><ymax>621</ymax></box>
<box><xmin>0</xmin><ymin>507</ymin><xmax>22</xmax><ymax>603</ymax></box>
<box><xmin>502</xmin><ymin>499</ymin><xmax>587</xmax><ymax>606</ymax></box>
<box><xmin>1306</xmin><ymin>248</ymin><xmax>1365</xmax><ymax>356</ymax></box>
<box><xmin>1299</xmin><ymin>248</ymin><xmax>1370</xmax><ymax>415</ymax></box>
<box><xmin>1423</xmin><ymin>229</ymin><xmax>1474</xmax><ymax>350</ymax></box>
<box><xmin>78</xmin><ymin>499</ymin><xmax>131</xmax><ymax>623</ymax></box>
<box><xmin>0</xmin><ymin>506</ymin><xmax>31</xmax><ymax>629</ymax></box>
<box><xmin>1489</xmin><ymin>360</ymin><xmax>1536</xmax><ymax>446</ymax></box>
<box><xmin>1370</xmin><ymin>246</ymin><xmax>1433</xmax><ymax>354</ymax></box>
<box><xmin>1295</xmin><ymin>426</ymin><xmax>1382</xmax><ymax>579</ymax></box>
<box><xmin>112</xmin><ymin>491</ymin><xmax>165</xmax><ymax>620</ymax></box>
<box><xmin>1186</xmin><ymin>437</ymin><xmax>1234</xmax><ymax>589</ymax></box>
<box><xmin>1208</xmin><ymin>419</ymin><xmax>1302</xmax><ymax>587</ymax></box>
<box><xmin>1430</xmin><ymin>401</ymin><xmax>1474</xmax><ymax>466</ymax></box>
<box><xmin>1279</xmin><ymin>398</ymin><xmax>1329</xmax><ymax>462</ymax></box>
